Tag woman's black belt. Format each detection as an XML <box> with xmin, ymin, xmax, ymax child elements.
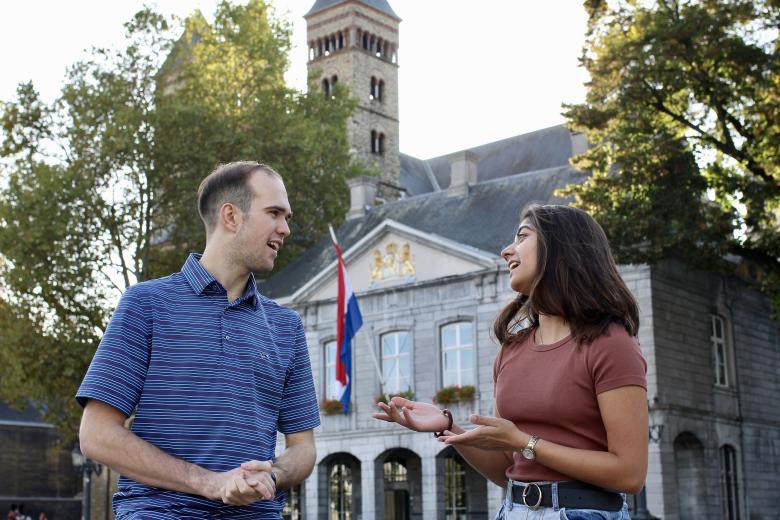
<box><xmin>510</xmin><ymin>481</ymin><xmax>623</xmax><ymax>512</ymax></box>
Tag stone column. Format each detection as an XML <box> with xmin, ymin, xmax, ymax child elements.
<box><xmin>421</xmin><ymin>455</ymin><xmax>439</xmax><ymax>519</ymax></box>
<box><xmin>361</xmin><ymin>456</ymin><xmax>376</xmax><ymax>520</ymax></box>
<box><xmin>305</xmin><ymin>464</ymin><xmax>320</xmax><ymax>520</ymax></box>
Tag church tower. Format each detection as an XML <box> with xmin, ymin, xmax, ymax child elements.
<box><xmin>305</xmin><ymin>0</ymin><xmax>402</xmax><ymax>200</ymax></box>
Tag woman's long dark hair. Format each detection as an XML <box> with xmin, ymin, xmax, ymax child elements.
<box><xmin>493</xmin><ymin>204</ymin><xmax>639</xmax><ymax>346</ymax></box>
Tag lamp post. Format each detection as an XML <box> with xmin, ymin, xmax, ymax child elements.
<box><xmin>72</xmin><ymin>446</ymin><xmax>102</xmax><ymax>520</ymax></box>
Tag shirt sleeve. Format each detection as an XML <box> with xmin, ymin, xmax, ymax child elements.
<box><xmin>589</xmin><ymin>326</ymin><xmax>648</xmax><ymax>395</ymax></box>
<box><xmin>75</xmin><ymin>283</ymin><xmax>152</xmax><ymax>416</ymax></box>
<box><xmin>277</xmin><ymin>313</ymin><xmax>321</xmax><ymax>434</ymax></box>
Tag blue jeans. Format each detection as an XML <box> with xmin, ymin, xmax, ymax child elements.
<box><xmin>494</xmin><ymin>480</ymin><xmax>630</xmax><ymax>520</ymax></box>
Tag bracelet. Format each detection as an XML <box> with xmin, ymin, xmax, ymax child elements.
<box><xmin>433</xmin><ymin>409</ymin><xmax>453</xmax><ymax>438</ymax></box>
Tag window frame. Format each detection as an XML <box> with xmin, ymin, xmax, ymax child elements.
<box><xmin>719</xmin><ymin>444</ymin><xmax>740</xmax><ymax>520</ymax></box>
<box><xmin>710</xmin><ymin>314</ymin><xmax>734</xmax><ymax>388</ymax></box>
<box><xmin>323</xmin><ymin>339</ymin><xmax>339</xmax><ymax>400</ymax></box>
<box><xmin>380</xmin><ymin>330</ymin><xmax>412</xmax><ymax>395</ymax></box>
<box><xmin>439</xmin><ymin>321</ymin><xmax>476</xmax><ymax>388</ymax></box>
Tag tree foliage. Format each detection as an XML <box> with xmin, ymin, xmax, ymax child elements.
<box><xmin>564</xmin><ymin>0</ymin><xmax>780</xmax><ymax>313</ymax></box>
<box><xmin>0</xmin><ymin>0</ymin><xmax>360</xmax><ymax>438</ymax></box>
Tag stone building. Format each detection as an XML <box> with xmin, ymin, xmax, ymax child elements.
<box><xmin>260</xmin><ymin>1</ymin><xmax>780</xmax><ymax>519</ymax></box>
<box><xmin>0</xmin><ymin>403</ymin><xmax>82</xmax><ymax>519</ymax></box>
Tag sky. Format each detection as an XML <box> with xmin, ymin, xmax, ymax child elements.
<box><xmin>0</xmin><ymin>0</ymin><xmax>590</xmax><ymax>159</ymax></box>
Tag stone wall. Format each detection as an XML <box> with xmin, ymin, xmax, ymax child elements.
<box><xmin>0</xmin><ymin>423</ymin><xmax>81</xmax><ymax>519</ymax></box>
<box><xmin>650</xmin><ymin>259</ymin><xmax>780</xmax><ymax>520</ymax></box>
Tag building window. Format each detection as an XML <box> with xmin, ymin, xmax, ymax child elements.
<box><xmin>325</xmin><ymin>340</ymin><xmax>339</xmax><ymax>400</ymax></box>
<box><xmin>711</xmin><ymin>315</ymin><xmax>732</xmax><ymax>387</ymax></box>
<box><xmin>329</xmin><ymin>462</ymin><xmax>353</xmax><ymax>520</ymax></box>
<box><xmin>383</xmin><ymin>457</ymin><xmax>408</xmax><ymax>483</ymax></box>
<box><xmin>720</xmin><ymin>445</ymin><xmax>739</xmax><ymax>520</ymax></box>
<box><xmin>381</xmin><ymin>331</ymin><xmax>411</xmax><ymax>394</ymax></box>
<box><xmin>444</xmin><ymin>454</ymin><xmax>467</xmax><ymax>519</ymax></box>
<box><xmin>441</xmin><ymin>322</ymin><xmax>475</xmax><ymax>387</ymax></box>
<box><xmin>371</xmin><ymin>131</ymin><xmax>385</xmax><ymax>155</ymax></box>
<box><xmin>322</xmin><ymin>78</ymin><xmax>331</xmax><ymax>97</ymax></box>
<box><xmin>370</xmin><ymin>77</ymin><xmax>384</xmax><ymax>101</ymax></box>
<box><xmin>282</xmin><ymin>484</ymin><xmax>303</xmax><ymax>520</ymax></box>
<box><xmin>362</xmin><ymin>32</ymin><xmax>369</xmax><ymax>50</ymax></box>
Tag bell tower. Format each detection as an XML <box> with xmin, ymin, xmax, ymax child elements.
<box><xmin>305</xmin><ymin>0</ymin><xmax>402</xmax><ymax>200</ymax></box>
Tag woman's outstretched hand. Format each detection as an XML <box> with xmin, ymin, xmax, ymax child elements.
<box><xmin>372</xmin><ymin>397</ymin><xmax>451</xmax><ymax>433</ymax></box>
<box><xmin>439</xmin><ymin>414</ymin><xmax>524</xmax><ymax>451</ymax></box>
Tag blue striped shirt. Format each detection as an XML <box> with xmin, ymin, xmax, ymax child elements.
<box><xmin>77</xmin><ymin>253</ymin><xmax>320</xmax><ymax>519</ymax></box>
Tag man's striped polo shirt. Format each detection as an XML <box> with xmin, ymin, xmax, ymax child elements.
<box><xmin>77</xmin><ymin>253</ymin><xmax>320</xmax><ymax>519</ymax></box>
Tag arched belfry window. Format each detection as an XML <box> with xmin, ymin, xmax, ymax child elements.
<box><xmin>370</xmin><ymin>77</ymin><xmax>384</xmax><ymax>101</ymax></box>
<box><xmin>322</xmin><ymin>78</ymin><xmax>331</xmax><ymax>97</ymax></box>
<box><xmin>362</xmin><ymin>32</ymin><xmax>369</xmax><ymax>50</ymax></box>
<box><xmin>338</xmin><ymin>32</ymin><xmax>344</xmax><ymax>49</ymax></box>
<box><xmin>371</xmin><ymin>131</ymin><xmax>385</xmax><ymax>155</ymax></box>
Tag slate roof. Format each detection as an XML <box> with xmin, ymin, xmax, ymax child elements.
<box><xmin>0</xmin><ymin>400</ymin><xmax>48</xmax><ymax>425</ymax></box>
<box><xmin>305</xmin><ymin>0</ymin><xmax>400</xmax><ymax>20</ymax></box>
<box><xmin>260</xmin><ymin>165</ymin><xmax>585</xmax><ymax>299</ymax></box>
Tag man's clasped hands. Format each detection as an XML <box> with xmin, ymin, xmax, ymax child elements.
<box><xmin>210</xmin><ymin>460</ymin><xmax>277</xmax><ymax>506</ymax></box>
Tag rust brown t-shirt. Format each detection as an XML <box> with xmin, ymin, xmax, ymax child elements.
<box><xmin>493</xmin><ymin>323</ymin><xmax>647</xmax><ymax>482</ymax></box>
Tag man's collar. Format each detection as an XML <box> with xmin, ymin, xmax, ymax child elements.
<box><xmin>181</xmin><ymin>253</ymin><xmax>259</xmax><ymax>310</ymax></box>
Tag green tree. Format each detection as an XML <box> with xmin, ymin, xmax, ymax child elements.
<box><xmin>0</xmin><ymin>1</ymin><xmax>360</xmax><ymax>438</ymax></box>
<box><xmin>564</xmin><ymin>0</ymin><xmax>780</xmax><ymax>312</ymax></box>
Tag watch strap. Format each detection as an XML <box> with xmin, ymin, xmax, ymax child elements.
<box><xmin>433</xmin><ymin>409</ymin><xmax>453</xmax><ymax>438</ymax></box>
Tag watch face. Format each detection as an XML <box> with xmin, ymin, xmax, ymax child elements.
<box><xmin>522</xmin><ymin>448</ymin><xmax>535</xmax><ymax>460</ymax></box>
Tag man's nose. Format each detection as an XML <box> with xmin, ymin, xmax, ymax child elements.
<box><xmin>279</xmin><ymin>219</ymin><xmax>291</xmax><ymax>237</ymax></box>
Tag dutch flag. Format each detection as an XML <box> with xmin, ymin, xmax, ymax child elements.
<box><xmin>330</xmin><ymin>226</ymin><xmax>363</xmax><ymax>415</ymax></box>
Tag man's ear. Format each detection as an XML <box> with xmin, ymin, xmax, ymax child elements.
<box><xmin>218</xmin><ymin>202</ymin><xmax>242</xmax><ymax>234</ymax></box>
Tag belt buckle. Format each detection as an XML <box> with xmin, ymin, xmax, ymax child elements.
<box><xmin>521</xmin><ymin>483</ymin><xmax>542</xmax><ymax>510</ymax></box>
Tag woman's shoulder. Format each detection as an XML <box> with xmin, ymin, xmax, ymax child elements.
<box><xmin>589</xmin><ymin>322</ymin><xmax>641</xmax><ymax>351</ymax></box>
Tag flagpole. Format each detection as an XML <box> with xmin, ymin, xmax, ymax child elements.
<box><xmin>328</xmin><ymin>224</ymin><xmax>386</xmax><ymax>389</ymax></box>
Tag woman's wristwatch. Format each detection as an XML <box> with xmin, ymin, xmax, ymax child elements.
<box><xmin>521</xmin><ymin>435</ymin><xmax>540</xmax><ymax>460</ymax></box>
<box><xmin>433</xmin><ymin>409</ymin><xmax>453</xmax><ymax>438</ymax></box>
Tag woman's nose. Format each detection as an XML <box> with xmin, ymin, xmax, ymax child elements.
<box><xmin>500</xmin><ymin>243</ymin><xmax>513</xmax><ymax>260</ymax></box>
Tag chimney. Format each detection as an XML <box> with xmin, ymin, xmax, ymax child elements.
<box><xmin>447</xmin><ymin>150</ymin><xmax>480</xmax><ymax>197</ymax></box>
<box><xmin>346</xmin><ymin>176</ymin><xmax>378</xmax><ymax>220</ymax></box>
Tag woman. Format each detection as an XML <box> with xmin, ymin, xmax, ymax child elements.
<box><xmin>374</xmin><ymin>204</ymin><xmax>648</xmax><ymax>519</ymax></box>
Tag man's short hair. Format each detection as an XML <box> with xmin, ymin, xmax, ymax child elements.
<box><xmin>197</xmin><ymin>161</ymin><xmax>279</xmax><ymax>232</ymax></box>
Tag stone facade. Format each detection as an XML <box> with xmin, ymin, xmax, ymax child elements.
<box><xmin>646</xmin><ymin>260</ymin><xmax>780</xmax><ymax>520</ymax></box>
<box><xmin>0</xmin><ymin>415</ymin><xmax>82</xmax><ymax>519</ymax></box>
<box><xmin>278</xmin><ymin>253</ymin><xmax>779</xmax><ymax>519</ymax></box>
<box><xmin>306</xmin><ymin>1</ymin><xmax>402</xmax><ymax>199</ymax></box>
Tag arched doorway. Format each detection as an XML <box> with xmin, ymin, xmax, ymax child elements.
<box><xmin>436</xmin><ymin>446</ymin><xmax>487</xmax><ymax>520</ymax></box>
<box><xmin>375</xmin><ymin>448</ymin><xmax>423</xmax><ymax>520</ymax></box>
<box><xmin>319</xmin><ymin>453</ymin><xmax>361</xmax><ymax>520</ymax></box>
<box><xmin>674</xmin><ymin>432</ymin><xmax>709</xmax><ymax>518</ymax></box>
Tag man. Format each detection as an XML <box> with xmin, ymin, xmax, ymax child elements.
<box><xmin>77</xmin><ymin>161</ymin><xmax>319</xmax><ymax>518</ymax></box>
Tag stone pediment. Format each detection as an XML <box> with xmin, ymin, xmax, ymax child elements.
<box><xmin>283</xmin><ymin>220</ymin><xmax>499</xmax><ymax>304</ymax></box>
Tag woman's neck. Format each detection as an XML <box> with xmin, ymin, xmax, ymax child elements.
<box><xmin>536</xmin><ymin>314</ymin><xmax>571</xmax><ymax>345</ymax></box>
